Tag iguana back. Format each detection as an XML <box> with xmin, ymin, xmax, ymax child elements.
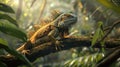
<box><xmin>16</xmin><ymin>10</ymin><xmax>77</xmax><ymax>54</ymax></box>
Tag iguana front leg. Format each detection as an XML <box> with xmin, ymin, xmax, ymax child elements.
<box><xmin>17</xmin><ymin>40</ymin><xmax>33</xmax><ymax>55</ymax></box>
<box><xmin>20</xmin><ymin>26</ymin><xmax>61</xmax><ymax>54</ymax></box>
<box><xmin>47</xmin><ymin>26</ymin><xmax>63</xmax><ymax>50</ymax></box>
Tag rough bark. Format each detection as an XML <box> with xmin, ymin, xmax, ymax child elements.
<box><xmin>0</xmin><ymin>36</ymin><xmax>120</xmax><ymax>67</ymax></box>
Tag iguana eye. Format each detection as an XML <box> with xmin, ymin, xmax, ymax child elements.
<box><xmin>61</xmin><ymin>15</ymin><xmax>68</xmax><ymax>20</ymax></box>
<box><xmin>61</xmin><ymin>14</ymin><xmax>74</xmax><ymax>21</ymax></box>
<box><xmin>65</xmin><ymin>14</ymin><xmax>74</xmax><ymax>19</ymax></box>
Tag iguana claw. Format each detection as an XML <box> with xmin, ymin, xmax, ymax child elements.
<box><xmin>48</xmin><ymin>35</ymin><xmax>63</xmax><ymax>50</ymax></box>
<box><xmin>21</xmin><ymin>50</ymin><xmax>30</xmax><ymax>55</ymax></box>
<box><xmin>55</xmin><ymin>40</ymin><xmax>64</xmax><ymax>50</ymax></box>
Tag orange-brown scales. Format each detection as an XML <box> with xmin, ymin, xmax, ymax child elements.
<box><xmin>28</xmin><ymin>10</ymin><xmax>62</xmax><ymax>38</ymax></box>
<box><xmin>16</xmin><ymin>10</ymin><xmax>77</xmax><ymax>54</ymax></box>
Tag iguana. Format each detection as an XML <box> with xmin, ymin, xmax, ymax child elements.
<box><xmin>16</xmin><ymin>10</ymin><xmax>77</xmax><ymax>54</ymax></box>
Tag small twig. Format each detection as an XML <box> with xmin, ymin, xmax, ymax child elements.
<box><xmin>98</xmin><ymin>20</ymin><xmax>120</xmax><ymax>43</ymax></box>
<box><xmin>96</xmin><ymin>46</ymin><xmax>120</xmax><ymax>67</ymax></box>
<box><xmin>103</xmin><ymin>26</ymin><xmax>111</xmax><ymax>31</ymax></box>
<box><xmin>36</xmin><ymin>0</ymin><xmax>46</xmax><ymax>23</ymax></box>
<box><xmin>30</xmin><ymin>0</ymin><xmax>37</xmax><ymax>7</ymax></box>
<box><xmin>16</xmin><ymin>0</ymin><xmax>23</xmax><ymax>20</ymax></box>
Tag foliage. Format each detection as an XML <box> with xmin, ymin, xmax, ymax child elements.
<box><xmin>92</xmin><ymin>21</ymin><xmax>105</xmax><ymax>46</ymax></box>
<box><xmin>97</xmin><ymin>0</ymin><xmax>120</xmax><ymax>14</ymax></box>
<box><xmin>0</xmin><ymin>3</ymin><xmax>15</xmax><ymax>13</ymax></box>
<box><xmin>0</xmin><ymin>3</ymin><xmax>31</xmax><ymax>67</ymax></box>
<box><xmin>0</xmin><ymin>3</ymin><xmax>27</xmax><ymax>42</ymax></box>
<box><xmin>0</xmin><ymin>22</ymin><xmax>27</xmax><ymax>42</ymax></box>
<box><xmin>64</xmin><ymin>53</ymin><xmax>104</xmax><ymax>67</ymax></box>
<box><xmin>0</xmin><ymin>13</ymin><xmax>18</xmax><ymax>26</ymax></box>
<box><xmin>0</xmin><ymin>61</ymin><xmax>7</xmax><ymax>67</ymax></box>
<box><xmin>0</xmin><ymin>38</ymin><xmax>32</xmax><ymax>67</ymax></box>
<box><xmin>0</xmin><ymin>0</ymin><xmax>119</xmax><ymax>67</ymax></box>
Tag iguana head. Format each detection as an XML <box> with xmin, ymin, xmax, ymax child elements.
<box><xmin>57</xmin><ymin>13</ymin><xmax>77</xmax><ymax>28</ymax></box>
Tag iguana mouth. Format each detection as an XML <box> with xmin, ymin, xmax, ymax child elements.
<box><xmin>64</xmin><ymin>16</ymin><xmax>77</xmax><ymax>22</ymax></box>
<box><xmin>63</xmin><ymin>13</ymin><xmax>77</xmax><ymax>23</ymax></box>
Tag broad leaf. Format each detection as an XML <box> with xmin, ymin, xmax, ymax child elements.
<box><xmin>0</xmin><ymin>22</ymin><xmax>27</xmax><ymax>42</ymax></box>
<box><xmin>0</xmin><ymin>38</ymin><xmax>8</xmax><ymax>46</ymax></box>
<box><xmin>0</xmin><ymin>38</ymin><xmax>8</xmax><ymax>48</ymax></box>
<box><xmin>0</xmin><ymin>42</ymin><xmax>32</xmax><ymax>67</ymax></box>
<box><xmin>0</xmin><ymin>38</ymin><xmax>31</xmax><ymax>66</ymax></box>
<box><xmin>97</xmin><ymin>0</ymin><xmax>120</xmax><ymax>14</ymax></box>
<box><xmin>0</xmin><ymin>61</ymin><xmax>7</xmax><ymax>67</ymax></box>
<box><xmin>0</xmin><ymin>3</ymin><xmax>15</xmax><ymax>13</ymax></box>
<box><xmin>0</xmin><ymin>13</ymin><xmax>18</xmax><ymax>26</ymax></box>
<box><xmin>5</xmin><ymin>48</ymin><xmax>32</xmax><ymax>67</ymax></box>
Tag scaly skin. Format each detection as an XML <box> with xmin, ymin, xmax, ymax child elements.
<box><xmin>16</xmin><ymin>12</ymin><xmax>77</xmax><ymax>54</ymax></box>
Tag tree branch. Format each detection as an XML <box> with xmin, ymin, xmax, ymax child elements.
<box><xmin>98</xmin><ymin>20</ymin><xmax>120</xmax><ymax>43</ymax></box>
<box><xmin>27</xmin><ymin>36</ymin><xmax>120</xmax><ymax>62</ymax></box>
<box><xmin>0</xmin><ymin>36</ymin><xmax>120</xmax><ymax>67</ymax></box>
<box><xmin>96</xmin><ymin>46</ymin><xmax>120</xmax><ymax>67</ymax></box>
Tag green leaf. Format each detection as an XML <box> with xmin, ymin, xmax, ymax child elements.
<box><xmin>0</xmin><ymin>38</ymin><xmax>8</xmax><ymax>46</ymax></box>
<box><xmin>98</xmin><ymin>21</ymin><xmax>103</xmax><ymax>28</ymax></box>
<box><xmin>92</xmin><ymin>21</ymin><xmax>104</xmax><ymax>46</ymax></box>
<box><xmin>64</xmin><ymin>60</ymin><xmax>71</xmax><ymax>67</ymax></box>
<box><xmin>64</xmin><ymin>53</ymin><xmax>104</xmax><ymax>67</ymax></box>
<box><xmin>5</xmin><ymin>48</ymin><xmax>32</xmax><ymax>67</ymax></box>
<box><xmin>99</xmin><ymin>30</ymin><xmax>105</xmax><ymax>46</ymax></box>
<box><xmin>96</xmin><ymin>53</ymin><xmax>103</xmax><ymax>61</ymax></box>
<box><xmin>0</xmin><ymin>13</ymin><xmax>18</xmax><ymax>26</ymax></box>
<box><xmin>0</xmin><ymin>40</ymin><xmax>32</xmax><ymax>66</ymax></box>
<box><xmin>0</xmin><ymin>40</ymin><xmax>30</xmax><ymax>66</ymax></box>
<box><xmin>69</xmin><ymin>59</ymin><xmax>77</xmax><ymax>67</ymax></box>
<box><xmin>0</xmin><ymin>61</ymin><xmax>7</xmax><ymax>67</ymax></box>
<box><xmin>0</xmin><ymin>3</ymin><xmax>15</xmax><ymax>13</ymax></box>
<box><xmin>0</xmin><ymin>22</ymin><xmax>27</xmax><ymax>42</ymax></box>
<box><xmin>0</xmin><ymin>38</ymin><xmax>8</xmax><ymax>48</ymax></box>
<box><xmin>97</xmin><ymin>0</ymin><xmax>120</xmax><ymax>14</ymax></box>
<box><xmin>91</xmin><ymin>28</ymin><xmax>100</xmax><ymax>46</ymax></box>
<box><xmin>0</xmin><ymin>44</ymin><xmax>32</xmax><ymax>67</ymax></box>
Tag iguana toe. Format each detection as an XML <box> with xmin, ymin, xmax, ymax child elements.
<box><xmin>21</xmin><ymin>50</ymin><xmax>30</xmax><ymax>55</ymax></box>
<box><xmin>55</xmin><ymin>40</ymin><xmax>64</xmax><ymax>50</ymax></box>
